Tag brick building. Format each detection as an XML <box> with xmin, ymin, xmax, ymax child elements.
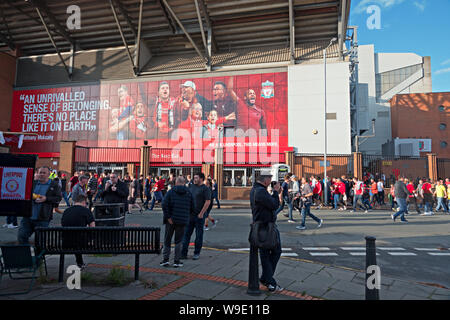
<box><xmin>390</xmin><ymin>92</ymin><xmax>450</xmax><ymax>158</ymax></box>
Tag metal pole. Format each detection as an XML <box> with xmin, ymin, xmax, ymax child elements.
<box><xmin>247</xmin><ymin>243</ymin><xmax>261</xmax><ymax>295</ymax></box>
<box><xmin>323</xmin><ymin>48</ymin><xmax>327</xmax><ymax>206</ymax></box>
<box><xmin>365</xmin><ymin>236</ymin><xmax>380</xmax><ymax>300</ymax></box>
<box><xmin>109</xmin><ymin>0</ymin><xmax>136</xmax><ymax>74</ymax></box>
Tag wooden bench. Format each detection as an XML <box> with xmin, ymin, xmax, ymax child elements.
<box><xmin>35</xmin><ymin>227</ymin><xmax>161</xmax><ymax>282</ymax></box>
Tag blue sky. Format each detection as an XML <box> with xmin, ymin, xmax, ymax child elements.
<box><xmin>349</xmin><ymin>0</ymin><xmax>450</xmax><ymax>92</ymax></box>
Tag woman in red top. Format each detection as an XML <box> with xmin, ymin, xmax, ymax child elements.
<box><xmin>406</xmin><ymin>179</ymin><xmax>421</xmax><ymax>214</ymax></box>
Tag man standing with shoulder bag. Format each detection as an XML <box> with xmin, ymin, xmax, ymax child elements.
<box><xmin>250</xmin><ymin>170</ymin><xmax>283</xmax><ymax>292</ymax></box>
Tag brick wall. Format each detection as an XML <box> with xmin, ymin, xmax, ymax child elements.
<box><xmin>391</xmin><ymin>93</ymin><xmax>450</xmax><ymax>158</ymax></box>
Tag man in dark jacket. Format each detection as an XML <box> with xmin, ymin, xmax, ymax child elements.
<box><xmin>250</xmin><ymin>170</ymin><xmax>282</xmax><ymax>292</ymax></box>
<box><xmin>393</xmin><ymin>177</ymin><xmax>410</xmax><ymax>223</ymax></box>
<box><xmin>18</xmin><ymin>166</ymin><xmax>62</xmax><ymax>244</ymax></box>
<box><xmin>160</xmin><ymin>177</ymin><xmax>194</xmax><ymax>267</ymax></box>
<box><xmin>101</xmin><ymin>173</ymin><xmax>129</xmax><ymax>212</ymax></box>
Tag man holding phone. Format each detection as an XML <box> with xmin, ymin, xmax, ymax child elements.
<box><xmin>250</xmin><ymin>170</ymin><xmax>283</xmax><ymax>292</ymax></box>
<box><xmin>101</xmin><ymin>173</ymin><xmax>129</xmax><ymax>210</ymax></box>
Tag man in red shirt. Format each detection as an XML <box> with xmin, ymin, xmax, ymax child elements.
<box><xmin>149</xmin><ymin>176</ymin><xmax>165</xmax><ymax>211</ymax></box>
<box><xmin>406</xmin><ymin>179</ymin><xmax>421</xmax><ymax>214</ymax></box>
<box><xmin>235</xmin><ymin>89</ymin><xmax>267</xmax><ymax>136</ymax></box>
<box><xmin>148</xmin><ymin>82</ymin><xmax>181</xmax><ymax>140</ymax></box>
<box><xmin>421</xmin><ymin>179</ymin><xmax>434</xmax><ymax>215</ymax></box>
<box><xmin>129</xmin><ymin>101</ymin><xmax>150</xmax><ymax>140</ymax></box>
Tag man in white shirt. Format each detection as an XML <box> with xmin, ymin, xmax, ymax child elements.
<box><xmin>377</xmin><ymin>180</ymin><xmax>385</xmax><ymax>205</ymax></box>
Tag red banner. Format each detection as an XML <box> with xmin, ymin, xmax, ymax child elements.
<box><xmin>11</xmin><ymin>72</ymin><xmax>288</xmax><ymax>163</ymax></box>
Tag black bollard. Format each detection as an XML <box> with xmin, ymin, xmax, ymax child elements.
<box><xmin>247</xmin><ymin>244</ymin><xmax>261</xmax><ymax>295</ymax></box>
<box><xmin>365</xmin><ymin>236</ymin><xmax>380</xmax><ymax>300</ymax></box>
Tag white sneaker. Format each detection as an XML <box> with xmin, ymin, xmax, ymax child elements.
<box><xmin>365</xmin><ymin>210</ymin><xmax>369</xmax><ymax>214</ymax></box>
<box><xmin>211</xmin><ymin>220</ymin><xmax>218</xmax><ymax>229</ymax></box>
<box><xmin>2</xmin><ymin>223</ymin><xmax>8</xmax><ymax>228</ymax></box>
<box><xmin>296</xmin><ymin>226</ymin><xmax>306</xmax><ymax>230</ymax></box>
<box><xmin>317</xmin><ymin>220</ymin><xmax>323</xmax><ymax>228</ymax></box>
<box><xmin>7</xmin><ymin>224</ymin><xmax>18</xmax><ymax>229</ymax></box>
<box><xmin>203</xmin><ymin>226</ymin><xmax>209</xmax><ymax>231</ymax></box>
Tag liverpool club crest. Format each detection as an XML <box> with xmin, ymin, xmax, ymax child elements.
<box><xmin>261</xmin><ymin>80</ymin><xmax>274</xmax><ymax>99</ymax></box>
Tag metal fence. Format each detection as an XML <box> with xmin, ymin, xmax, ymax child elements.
<box><xmin>437</xmin><ymin>158</ymin><xmax>450</xmax><ymax>179</ymax></box>
<box><xmin>294</xmin><ymin>154</ymin><xmax>353</xmax><ymax>179</ymax></box>
<box><xmin>362</xmin><ymin>155</ymin><xmax>428</xmax><ymax>185</ymax></box>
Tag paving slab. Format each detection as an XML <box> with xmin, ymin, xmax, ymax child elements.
<box><xmin>210</xmin><ymin>266</ymin><xmax>243</xmax><ymax>279</ymax></box>
<box><xmin>317</xmin><ymin>267</ymin><xmax>358</xmax><ymax>282</ymax></box>
<box><xmin>98</xmin><ymin>283</ymin><xmax>155</xmax><ymax>300</ymax></box>
<box><xmin>322</xmin><ymin>289</ymin><xmax>365</xmax><ymax>300</ymax></box>
<box><xmin>329</xmin><ymin>279</ymin><xmax>365</xmax><ymax>296</ymax></box>
<box><xmin>212</xmin><ymin>286</ymin><xmax>267</xmax><ymax>300</ymax></box>
<box><xmin>429</xmin><ymin>294</ymin><xmax>450</xmax><ymax>300</ymax></box>
<box><xmin>379</xmin><ymin>289</ymin><xmax>407</xmax><ymax>300</ymax></box>
<box><xmin>160</xmin><ymin>292</ymin><xmax>204</xmax><ymax>300</ymax></box>
<box><xmin>402</xmin><ymin>294</ymin><xmax>431</xmax><ymax>300</ymax></box>
<box><xmin>389</xmin><ymin>280</ymin><xmax>436</xmax><ymax>296</ymax></box>
<box><xmin>175</xmin><ymin>279</ymin><xmax>230</xmax><ymax>299</ymax></box>
<box><xmin>285</xmin><ymin>280</ymin><xmax>329</xmax><ymax>298</ymax></box>
<box><xmin>31</xmin><ymin>288</ymin><xmax>93</xmax><ymax>300</ymax></box>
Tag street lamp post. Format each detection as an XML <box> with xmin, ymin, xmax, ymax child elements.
<box><xmin>323</xmin><ymin>37</ymin><xmax>337</xmax><ymax>206</ymax></box>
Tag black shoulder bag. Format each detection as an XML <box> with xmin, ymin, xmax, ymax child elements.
<box><xmin>248</xmin><ymin>192</ymin><xmax>280</xmax><ymax>250</ymax></box>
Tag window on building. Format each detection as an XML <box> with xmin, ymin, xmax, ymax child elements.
<box><xmin>439</xmin><ymin>105</ymin><xmax>445</xmax><ymax>112</ymax></box>
<box><xmin>440</xmin><ymin>123</ymin><xmax>447</xmax><ymax>130</ymax></box>
<box><xmin>441</xmin><ymin>141</ymin><xmax>448</xmax><ymax>148</ymax></box>
<box><xmin>375</xmin><ymin>64</ymin><xmax>422</xmax><ymax>98</ymax></box>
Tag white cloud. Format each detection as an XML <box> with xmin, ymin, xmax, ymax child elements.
<box><xmin>442</xmin><ymin>59</ymin><xmax>450</xmax><ymax>66</ymax></box>
<box><xmin>435</xmin><ymin>68</ymin><xmax>450</xmax><ymax>76</ymax></box>
<box><xmin>353</xmin><ymin>0</ymin><xmax>406</xmax><ymax>14</ymax></box>
<box><xmin>353</xmin><ymin>0</ymin><xmax>427</xmax><ymax>14</ymax></box>
<box><xmin>414</xmin><ymin>0</ymin><xmax>426</xmax><ymax>11</ymax></box>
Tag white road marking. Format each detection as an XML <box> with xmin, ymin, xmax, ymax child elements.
<box><xmin>281</xmin><ymin>253</ymin><xmax>299</xmax><ymax>257</ymax></box>
<box><xmin>303</xmin><ymin>247</ymin><xmax>330</xmax><ymax>251</ymax></box>
<box><xmin>414</xmin><ymin>248</ymin><xmax>441</xmax><ymax>251</ymax></box>
<box><xmin>349</xmin><ymin>252</ymin><xmax>380</xmax><ymax>256</ymax></box>
<box><xmin>340</xmin><ymin>247</ymin><xmax>366</xmax><ymax>251</ymax></box>
<box><xmin>309</xmin><ymin>252</ymin><xmax>338</xmax><ymax>256</ymax></box>
<box><xmin>428</xmin><ymin>253</ymin><xmax>450</xmax><ymax>256</ymax></box>
<box><xmin>387</xmin><ymin>252</ymin><xmax>417</xmax><ymax>256</ymax></box>
<box><xmin>378</xmin><ymin>247</ymin><xmax>406</xmax><ymax>251</ymax></box>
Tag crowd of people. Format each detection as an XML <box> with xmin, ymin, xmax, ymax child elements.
<box><xmin>3</xmin><ymin>165</ymin><xmax>449</xmax><ymax>273</ymax></box>
<box><xmin>272</xmin><ymin>173</ymin><xmax>450</xmax><ymax>224</ymax></box>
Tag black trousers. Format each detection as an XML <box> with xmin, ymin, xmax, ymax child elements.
<box><xmin>163</xmin><ymin>223</ymin><xmax>186</xmax><ymax>262</ymax></box>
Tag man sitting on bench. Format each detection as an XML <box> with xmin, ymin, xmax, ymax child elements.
<box><xmin>61</xmin><ymin>194</ymin><xmax>95</xmax><ymax>269</ymax></box>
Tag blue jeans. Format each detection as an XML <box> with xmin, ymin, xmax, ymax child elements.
<box><xmin>62</xmin><ymin>191</ymin><xmax>70</xmax><ymax>206</ymax></box>
<box><xmin>447</xmin><ymin>199</ymin><xmax>450</xmax><ymax>213</ymax></box>
<box><xmin>435</xmin><ymin>197</ymin><xmax>447</xmax><ymax>212</ymax></box>
<box><xmin>18</xmin><ymin>218</ymin><xmax>50</xmax><ymax>244</ymax></box>
<box><xmin>393</xmin><ymin>198</ymin><xmax>407</xmax><ymax>221</ymax></box>
<box><xmin>275</xmin><ymin>195</ymin><xmax>293</xmax><ymax>219</ymax></box>
<box><xmin>300</xmin><ymin>203</ymin><xmax>321</xmax><ymax>227</ymax></box>
<box><xmin>333</xmin><ymin>194</ymin><xmax>340</xmax><ymax>209</ymax></box>
<box><xmin>181</xmin><ymin>215</ymin><xmax>206</xmax><ymax>256</ymax></box>
<box><xmin>424</xmin><ymin>201</ymin><xmax>432</xmax><ymax>213</ymax></box>
<box><xmin>259</xmin><ymin>229</ymin><xmax>281</xmax><ymax>287</ymax></box>
<box><xmin>353</xmin><ymin>195</ymin><xmax>367</xmax><ymax>211</ymax></box>
<box><xmin>6</xmin><ymin>216</ymin><xmax>18</xmax><ymax>226</ymax></box>
<box><xmin>149</xmin><ymin>191</ymin><xmax>163</xmax><ymax>210</ymax></box>
<box><xmin>213</xmin><ymin>195</ymin><xmax>221</xmax><ymax>208</ymax></box>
